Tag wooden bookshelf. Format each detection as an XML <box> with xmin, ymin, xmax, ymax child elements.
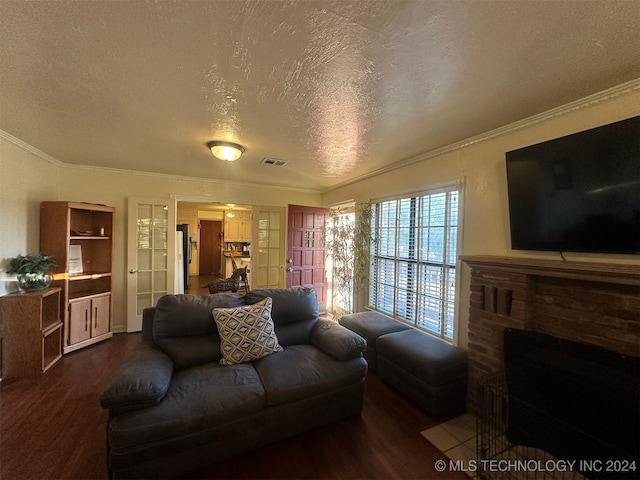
<box><xmin>40</xmin><ymin>201</ymin><xmax>115</xmax><ymax>354</ymax></box>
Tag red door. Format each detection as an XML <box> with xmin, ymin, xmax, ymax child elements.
<box><xmin>287</xmin><ymin>205</ymin><xmax>328</xmax><ymax>309</ymax></box>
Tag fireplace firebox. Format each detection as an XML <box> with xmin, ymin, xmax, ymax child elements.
<box><xmin>477</xmin><ymin>328</ymin><xmax>639</xmax><ymax>480</ymax></box>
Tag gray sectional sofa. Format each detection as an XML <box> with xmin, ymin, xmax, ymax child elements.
<box><xmin>99</xmin><ymin>288</ymin><xmax>368</xmax><ymax>479</ymax></box>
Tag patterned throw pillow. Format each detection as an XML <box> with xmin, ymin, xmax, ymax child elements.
<box><xmin>213</xmin><ymin>297</ymin><xmax>283</xmax><ymax>365</ymax></box>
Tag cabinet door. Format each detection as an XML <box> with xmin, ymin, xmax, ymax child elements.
<box><xmin>91</xmin><ymin>294</ymin><xmax>111</xmax><ymax>337</ymax></box>
<box><xmin>69</xmin><ymin>299</ymin><xmax>92</xmax><ymax>345</ymax></box>
<box><xmin>225</xmin><ymin>221</ymin><xmax>242</xmax><ymax>242</ymax></box>
<box><xmin>241</xmin><ymin>222</ymin><xmax>252</xmax><ymax>242</ymax></box>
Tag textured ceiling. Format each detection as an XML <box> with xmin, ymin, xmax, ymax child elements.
<box><xmin>1</xmin><ymin>0</ymin><xmax>639</xmax><ymax>191</ymax></box>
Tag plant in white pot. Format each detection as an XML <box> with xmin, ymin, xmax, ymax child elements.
<box><xmin>7</xmin><ymin>253</ymin><xmax>57</xmax><ymax>292</ymax></box>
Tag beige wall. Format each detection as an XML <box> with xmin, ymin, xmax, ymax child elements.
<box><xmin>0</xmin><ymin>150</ymin><xmax>321</xmax><ymax>330</ymax></box>
<box><xmin>2</xmin><ymin>85</ymin><xmax>638</xmax><ymax>342</ymax></box>
<box><xmin>0</xmin><ymin>137</ymin><xmax>60</xmax><ymax>296</ymax></box>
<box><xmin>322</xmin><ymin>88</ymin><xmax>640</xmax><ymax>349</ymax></box>
<box><xmin>58</xmin><ymin>168</ymin><xmax>321</xmax><ymax>332</ymax></box>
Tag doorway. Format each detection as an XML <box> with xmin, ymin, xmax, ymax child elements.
<box><xmin>199</xmin><ymin>220</ymin><xmax>222</xmax><ymax>275</ymax></box>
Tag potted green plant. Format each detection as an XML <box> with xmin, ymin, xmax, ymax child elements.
<box><xmin>324</xmin><ymin>202</ymin><xmax>376</xmax><ymax>317</ymax></box>
<box><xmin>7</xmin><ymin>253</ymin><xmax>58</xmax><ymax>292</ymax></box>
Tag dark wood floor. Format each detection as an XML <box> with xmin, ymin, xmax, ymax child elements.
<box><xmin>186</xmin><ymin>274</ymin><xmax>221</xmax><ymax>295</ymax></box>
<box><xmin>186</xmin><ymin>275</ymin><xmax>251</xmax><ymax>297</ymax></box>
<box><xmin>0</xmin><ymin>332</ymin><xmax>468</xmax><ymax>480</ymax></box>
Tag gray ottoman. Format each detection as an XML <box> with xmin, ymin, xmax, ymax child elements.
<box><xmin>377</xmin><ymin>329</ymin><xmax>468</xmax><ymax>417</ymax></box>
<box><xmin>339</xmin><ymin>311</ymin><xmax>411</xmax><ymax>372</ymax></box>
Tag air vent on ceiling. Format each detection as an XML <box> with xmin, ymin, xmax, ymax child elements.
<box><xmin>261</xmin><ymin>157</ymin><xmax>288</xmax><ymax>167</ymax></box>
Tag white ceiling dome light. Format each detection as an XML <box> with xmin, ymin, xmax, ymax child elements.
<box><xmin>206</xmin><ymin>141</ymin><xmax>246</xmax><ymax>162</ymax></box>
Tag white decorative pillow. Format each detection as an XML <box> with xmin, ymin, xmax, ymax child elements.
<box><xmin>213</xmin><ymin>297</ymin><xmax>283</xmax><ymax>365</ymax></box>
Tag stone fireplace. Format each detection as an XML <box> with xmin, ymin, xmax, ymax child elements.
<box><xmin>460</xmin><ymin>255</ymin><xmax>640</xmax><ymax>412</ymax></box>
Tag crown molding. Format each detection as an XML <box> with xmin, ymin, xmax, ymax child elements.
<box><xmin>61</xmin><ymin>163</ymin><xmax>322</xmax><ymax>194</ymax></box>
<box><xmin>323</xmin><ymin>78</ymin><xmax>640</xmax><ymax>193</ymax></box>
<box><xmin>0</xmin><ymin>130</ymin><xmax>64</xmax><ymax>166</ymax></box>
<box><xmin>3</xmin><ymin>79</ymin><xmax>639</xmax><ymax>196</ymax></box>
<box><xmin>0</xmin><ymin>130</ymin><xmax>320</xmax><ymax>194</ymax></box>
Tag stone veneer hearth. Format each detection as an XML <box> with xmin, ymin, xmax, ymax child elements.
<box><xmin>460</xmin><ymin>255</ymin><xmax>640</xmax><ymax>411</ymax></box>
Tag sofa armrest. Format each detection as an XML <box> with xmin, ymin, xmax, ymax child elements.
<box><xmin>99</xmin><ymin>342</ymin><xmax>173</xmax><ymax>413</ymax></box>
<box><xmin>141</xmin><ymin>306</ymin><xmax>157</xmax><ymax>343</ymax></box>
<box><xmin>311</xmin><ymin>319</ymin><xmax>367</xmax><ymax>361</ymax></box>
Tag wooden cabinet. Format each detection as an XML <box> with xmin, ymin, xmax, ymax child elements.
<box><xmin>0</xmin><ymin>288</ymin><xmax>63</xmax><ymax>379</ymax></box>
<box><xmin>68</xmin><ymin>293</ymin><xmax>111</xmax><ymax>345</ymax></box>
<box><xmin>40</xmin><ymin>201</ymin><xmax>115</xmax><ymax>354</ymax></box>
<box><xmin>224</xmin><ymin>210</ymin><xmax>251</xmax><ymax>242</ymax></box>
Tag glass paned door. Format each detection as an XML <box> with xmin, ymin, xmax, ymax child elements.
<box><xmin>127</xmin><ymin>197</ymin><xmax>176</xmax><ymax>332</ymax></box>
<box><xmin>252</xmin><ymin>206</ymin><xmax>285</xmax><ymax>289</ymax></box>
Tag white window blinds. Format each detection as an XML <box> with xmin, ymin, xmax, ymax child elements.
<box><xmin>369</xmin><ymin>188</ymin><xmax>459</xmax><ymax>340</ymax></box>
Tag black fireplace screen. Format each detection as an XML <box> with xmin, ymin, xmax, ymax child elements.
<box><xmin>477</xmin><ymin>329</ymin><xmax>640</xmax><ymax>480</ymax></box>
<box><xmin>477</xmin><ymin>371</ymin><xmax>587</xmax><ymax>480</ymax></box>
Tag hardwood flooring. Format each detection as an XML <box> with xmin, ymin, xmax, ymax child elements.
<box><xmin>186</xmin><ymin>274</ymin><xmax>221</xmax><ymax>296</ymax></box>
<box><xmin>0</xmin><ymin>331</ymin><xmax>140</xmax><ymax>480</ymax></box>
<box><xmin>186</xmin><ymin>275</ymin><xmax>250</xmax><ymax>297</ymax></box>
<box><xmin>0</xmin><ymin>332</ymin><xmax>468</xmax><ymax>480</ymax></box>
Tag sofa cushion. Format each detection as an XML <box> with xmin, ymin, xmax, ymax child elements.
<box><xmin>246</xmin><ymin>288</ymin><xmax>319</xmax><ymax>346</ymax></box>
<box><xmin>99</xmin><ymin>343</ymin><xmax>173</xmax><ymax>413</ymax></box>
<box><xmin>108</xmin><ymin>362</ymin><xmax>266</xmax><ymax>451</ymax></box>
<box><xmin>253</xmin><ymin>344</ymin><xmax>368</xmax><ymax>406</ymax></box>
<box><xmin>213</xmin><ymin>297</ymin><xmax>283</xmax><ymax>365</ymax></box>
<box><xmin>153</xmin><ymin>293</ymin><xmax>245</xmax><ymax>370</ymax></box>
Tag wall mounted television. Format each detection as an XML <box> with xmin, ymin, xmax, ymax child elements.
<box><xmin>505</xmin><ymin>116</ymin><xmax>639</xmax><ymax>254</ymax></box>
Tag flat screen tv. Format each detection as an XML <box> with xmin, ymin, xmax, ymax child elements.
<box><xmin>506</xmin><ymin>116</ymin><xmax>640</xmax><ymax>254</ymax></box>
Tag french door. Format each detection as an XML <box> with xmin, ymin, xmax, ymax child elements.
<box><xmin>126</xmin><ymin>197</ymin><xmax>176</xmax><ymax>332</ymax></box>
<box><xmin>251</xmin><ymin>205</ymin><xmax>286</xmax><ymax>289</ymax></box>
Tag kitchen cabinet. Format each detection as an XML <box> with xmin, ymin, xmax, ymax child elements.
<box><xmin>224</xmin><ymin>211</ymin><xmax>251</xmax><ymax>242</ymax></box>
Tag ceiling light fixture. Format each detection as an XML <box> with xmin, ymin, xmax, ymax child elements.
<box><xmin>206</xmin><ymin>141</ymin><xmax>246</xmax><ymax>162</ymax></box>
<box><xmin>226</xmin><ymin>204</ymin><xmax>236</xmax><ymax>218</ymax></box>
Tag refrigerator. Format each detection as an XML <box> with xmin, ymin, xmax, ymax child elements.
<box><xmin>176</xmin><ymin>224</ymin><xmax>192</xmax><ymax>290</ymax></box>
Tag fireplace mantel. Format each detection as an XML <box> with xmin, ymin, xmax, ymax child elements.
<box><xmin>460</xmin><ymin>255</ymin><xmax>640</xmax><ymax>411</ymax></box>
<box><xmin>460</xmin><ymin>255</ymin><xmax>640</xmax><ymax>286</ymax></box>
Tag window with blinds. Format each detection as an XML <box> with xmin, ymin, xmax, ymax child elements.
<box><xmin>369</xmin><ymin>187</ymin><xmax>459</xmax><ymax>340</ymax></box>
